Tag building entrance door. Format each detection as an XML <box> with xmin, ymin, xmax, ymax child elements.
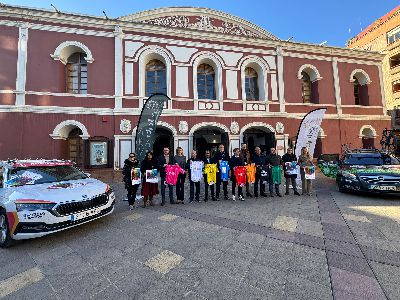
<box><xmin>67</xmin><ymin>128</ymin><xmax>83</xmax><ymax>166</ymax></box>
<box><xmin>243</xmin><ymin>127</ymin><xmax>275</xmax><ymax>155</ymax></box>
<box><xmin>193</xmin><ymin>128</ymin><xmax>229</xmax><ymax>159</ymax></box>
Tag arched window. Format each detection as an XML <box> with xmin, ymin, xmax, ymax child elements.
<box><xmin>301</xmin><ymin>71</ymin><xmax>312</xmax><ymax>103</ymax></box>
<box><xmin>353</xmin><ymin>77</ymin><xmax>360</xmax><ymax>105</ymax></box>
<box><xmin>197</xmin><ymin>63</ymin><xmax>215</xmax><ymax>100</ymax></box>
<box><xmin>145</xmin><ymin>59</ymin><xmax>166</xmax><ymax>97</ymax></box>
<box><xmin>67</xmin><ymin>53</ymin><xmax>87</xmax><ymax>94</ymax></box>
<box><xmin>245</xmin><ymin>67</ymin><xmax>259</xmax><ymax>100</ymax></box>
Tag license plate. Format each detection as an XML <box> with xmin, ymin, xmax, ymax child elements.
<box><xmin>369</xmin><ymin>185</ymin><xmax>397</xmax><ymax>191</ymax></box>
<box><xmin>70</xmin><ymin>207</ymin><xmax>101</xmax><ymax>222</ymax></box>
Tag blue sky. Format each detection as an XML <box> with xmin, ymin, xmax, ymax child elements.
<box><xmin>2</xmin><ymin>0</ymin><xmax>399</xmax><ymax>47</ymax></box>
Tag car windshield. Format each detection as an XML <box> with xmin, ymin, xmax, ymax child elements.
<box><xmin>344</xmin><ymin>154</ymin><xmax>400</xmax><ymax>166</ymax></box>
<box><xmin>7</xmin><ymin>165</ymin><xmax>87</xmax><ymax>187</ymax></box>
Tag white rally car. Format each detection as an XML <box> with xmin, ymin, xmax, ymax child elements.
<box><xmin>0</xmin><ymin>159</ymin><xmax>115</xmax><ymax>247</ymax></box>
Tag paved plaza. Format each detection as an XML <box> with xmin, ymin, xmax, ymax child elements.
<box><xmin>1</xmin><ymin>176</ymin><xmax>400</xmax><ymax>299</ymax></box>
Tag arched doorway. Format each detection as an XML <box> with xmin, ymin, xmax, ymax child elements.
<box><xmin>243</xmin><ymin>127</ymin><xmax>275</xmax><ymax>155</ymax></box>
<box><xmin>193</xmin><ymin>127</ymin><xmax>229</xmax><ymax>159</ymax></box>
<box><xmin>67</xmin><ymin>128</ymin><xmax>84</xmax><ymax>166</ymax></box>
<box><xmin>153</xmin><ymin>127</ymin><xmax>173</xmax><ymax>158</ymax></box>
<box><xmin>360</xmin><ymin>126</ymin><xmax>376</xmax><ymax>149</ymax></box>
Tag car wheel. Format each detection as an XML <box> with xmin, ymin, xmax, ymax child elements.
<box><xmin>337</xmin><ymin>179</ymin><xmax>345</xmax><ymax>193</ymax></box>
<box><xmin>0</xmin><ymin>210</ymin><xmax>12</xmax><ymax>248</ymax></box>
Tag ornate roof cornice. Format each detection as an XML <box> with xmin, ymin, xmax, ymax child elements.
<box><xmin>0</xmin><ymin>4</ymin><xmax>384</xmax><ymax>62</ymax></box>
<box><xmin>118</xmin><ymin>7</ymin><xmax>279</xmax><ymax>40</ymax></box>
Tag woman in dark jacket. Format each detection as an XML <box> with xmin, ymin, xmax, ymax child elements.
<box><xmin>282</xmin><ymin>148</ymin><xmax>300</xmax><ymax>196</ymax></box>
<box><xmin>140</xmin><ymin>151</ymin><xmax>159</xmax><ymax>207</ymax></box>
<box><xmin>122</xmin><ymin>152</ymin><xmax>140</xmax><ymax>209</ymax></box>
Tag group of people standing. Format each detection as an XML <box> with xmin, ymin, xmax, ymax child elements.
<box><xmin>122</xmin><ymin>143</ymin><xmax>314</xmax><ymax>209</ymax></box>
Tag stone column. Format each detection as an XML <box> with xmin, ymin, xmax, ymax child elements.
<box><xmin>114</xmin><ymin>26</ymin><xmax>124</xmax><ymax>109</ymax></box>
<box><xmin>15</xmin><ymin>23</ymin><xmax>29</xmax><ymax>106</ymax></box>
<box><xmin>332</xmin><ymin>57</ymin><xmax>342</xmax><ymax>116</ymax></box>
<box><xmin>276</xmin><ymin>46</ymin><xmax>285</xmax><ymax>113</ymax></box>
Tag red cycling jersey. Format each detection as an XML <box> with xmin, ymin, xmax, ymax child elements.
<box><xmin>234</xmin><ymin>166</ymin><xmax>247</xmax><ymax>187</ymax></box>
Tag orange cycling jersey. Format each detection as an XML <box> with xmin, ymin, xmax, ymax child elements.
<box><xmin>204</xmin><ymin>164</ymin><xmax>218</xmax><ymax>185</ymax></box>
<box><xmin>246</xmin><ymin>163</ymin><xmax>256</xmax><ymax>183</ymax></box>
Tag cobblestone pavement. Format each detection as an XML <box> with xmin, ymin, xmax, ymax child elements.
<box><xmin>1</xmin><ymin>177</ymin><xmax>400</xmax><ymax>299</ymax></box>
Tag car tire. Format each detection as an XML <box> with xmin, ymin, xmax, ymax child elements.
<box><xmin>0</xmin><ymin>210</ymin><xmax>13</xmax><ymax>248</ymax></box>
<box><xmin>337</xmin><ymin>179</ymin><xmax>346</xmax><ymax>193</ymax></box>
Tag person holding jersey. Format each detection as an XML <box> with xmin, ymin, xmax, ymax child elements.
<box><xmin>203</xmin><ymin>150</ymin><xmax>216</xmax><ymax>202</ymax></box>
<box><xmin>213</xmin><ymin>144</ymin><xmax>230</xmax><ymax>200</ymax></box>
<box><xmin>174</xmin><ymin>147</ymin><xmax>187</xmax><ymax>203</ymax></box>
<box><xmin>122</xmin><ymin>152</ymin><xmax>140</xmax><ymax>210</ymax></box>
<box><xmin>140</xmin><ymin>151</ymin><xmax>159</xmax><ymax>207</ymax></box>
<box><xmin>186</xmin><ymin>150</ymin><xmax>203</xmax><ymax>203</ymax></box>
<box><xmin>230</xmin><ymin>148</ymin><xmax>245</xmax><ymax>201</ymax></box>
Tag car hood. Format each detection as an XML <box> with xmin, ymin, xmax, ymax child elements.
<box><xmin>348</xmin><ymin>165</ymin><xmax>400</xmax><ymax>177</ymax></box>
<box><xmin>8</xmin><ymin>179</ymin><xmax>108</xmax><ymax>203</ymax></box>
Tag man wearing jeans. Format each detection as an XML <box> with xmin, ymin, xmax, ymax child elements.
<box><xmin>157</xmin><ymin>147</ymin><xmax>175</xmax><ymax>205</ymax></box>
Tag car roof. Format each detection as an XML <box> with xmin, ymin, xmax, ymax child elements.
<box><xmin>0</xmin><ymin>159</ymin><xmax>74</xmax><ymax>168</ymax></box>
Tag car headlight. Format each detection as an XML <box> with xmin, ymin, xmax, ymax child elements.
<box><xmin>105</xmin><ymin>184</ymin><xmax>113</xmax><ymax>195</ymax></box>
<box><xmin>15</xmin><ymin>203</ymin><xmax>56</xmax><ymax>212</ymax></box>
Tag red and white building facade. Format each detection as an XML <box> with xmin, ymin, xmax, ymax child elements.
<box><xmin>0</xmin><ymin>5</ymin><xmax>391</xmax><ymax>169</ymax></box>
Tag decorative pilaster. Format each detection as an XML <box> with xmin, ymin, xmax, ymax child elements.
<box><xmin>332</xmin><ymin>57</ymin><xmax>342</xmax><ymax>116</ymax></box>
<box><xmin>114</xmin><ymin>26</ymin><xmax>124</xmax><ymax>109</ymax></box>
<box><xmin>377</xmin><ymin>64</ymin><xmax>387</xmax><ymax>115</ymax></box>
<box><xmin>15</xmin><ymin>23</ymin><xmax>29</xmax><ymax>106</ymax></box>
<box><xmin>276</xmin><ymin>46</ymin><xmax>285</xmax><ymax>113</ymax></box>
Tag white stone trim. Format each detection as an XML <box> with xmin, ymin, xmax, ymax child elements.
<box><xmin>239</xmin><ymin>56</ymin><xmax>269</xmax><ymax>101</ymax></box>
<box><xmin>137</xmin><ymin>45</ymin><xmax>173</xmax><ymax>98</ymax></box>
<box><xmin>191</xmin><ymin>51</ymin><xmax>224</xmax><ymax>101</ymax></box>
<box><xmin>50</xmin><ymin>120</ymin><xmax>90</xmax><ymax>140</ymax></box>
<box><xmin>0</xmin><ymin>105</ymin><xmax>391</xmax><ymax>121</ymax></box>
<box><xmin>276</xmin><ymin>46</ymin><xmax>285</xmax><ymax>112</ymax></box>
<box><xmin>359</xmin><ymin>125</ymin><xmax>377</xmax><ymax>138</ymax></box>
<box><xmin>114</xmin><ymin>26</ymin><xmax>124</xmax><ymax>109</ymax></box>
<box><xmin>350</xmin><ymin>69</ymin><xmax>372</xmax><ymax>86</ymax></box>
<box><xmin>189</xmin><ymin>122</ymin><xmax>230</xmax><ymax>135</ymax></box>
<box><xmin>377</xmin><ymin>65</ymin><xmax>387</xmax><ymax>114</ymax></box>
<box><xmin>15</xmin><ymin>23</ymin><xmax>29</xmax><ymax>106</ymax></box>
<box><xmin>297</xmin><ymin>64</ymin><xmax>322</xmax><ymax>82</ymax></box>
<box><xmin>332</xmin><ymin>58</ymin><xmax>342</xmax><ymax>115</ymax></box>
<box><xmin>131</xmin><ymin>121</ymin><xmax>178</xmax><ymax>136</ymax></box>
<box><xmin>51</xmin><ymin>41</ymin><xmax>94</xmax><ymax>64</ymax></box>
<box><xmin>318</xmin><ymin>128</ymin><xmax>327</xmax><ymax>139</ymax></box>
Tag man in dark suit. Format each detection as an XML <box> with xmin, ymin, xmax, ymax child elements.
<box><xmin>157</xmin><ymin>147</ymin><xmax>175</xmax><ymax>205</ymax></box>
<box><xmin>213</xmin><ymin>144</ymin><xmax>230</xmax><ymax>200</ymax></box>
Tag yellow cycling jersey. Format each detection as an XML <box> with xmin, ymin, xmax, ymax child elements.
<box><xmin>204</xmin><ymin>164</ymin><xmax>218</xmax><ymax>185</ymax></box>
<box><xmin>246</xmin><ymin>163</ymin><xmax>256</xmax><ymax>183</ymax></box>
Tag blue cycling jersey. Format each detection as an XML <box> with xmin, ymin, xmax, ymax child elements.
<box><xmin>219</xmin><ymin>161</ymin><xmax>230</xmax><ymax>181</ymax></box>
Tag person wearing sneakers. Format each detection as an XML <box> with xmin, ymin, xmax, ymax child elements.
<box><xmin>229</xmin><ymin>148</ymin><xmax>245</xmax><ymax>201</ymax></box>
<box><xmin>122</xmin><ymin>152</ymin><xmax>140</xmax><ymax>210</ymax></box>
<box><xmin>282</xmin><ymin>148</ymin><xmax>300</xmax><ymax>196</ymax></box>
